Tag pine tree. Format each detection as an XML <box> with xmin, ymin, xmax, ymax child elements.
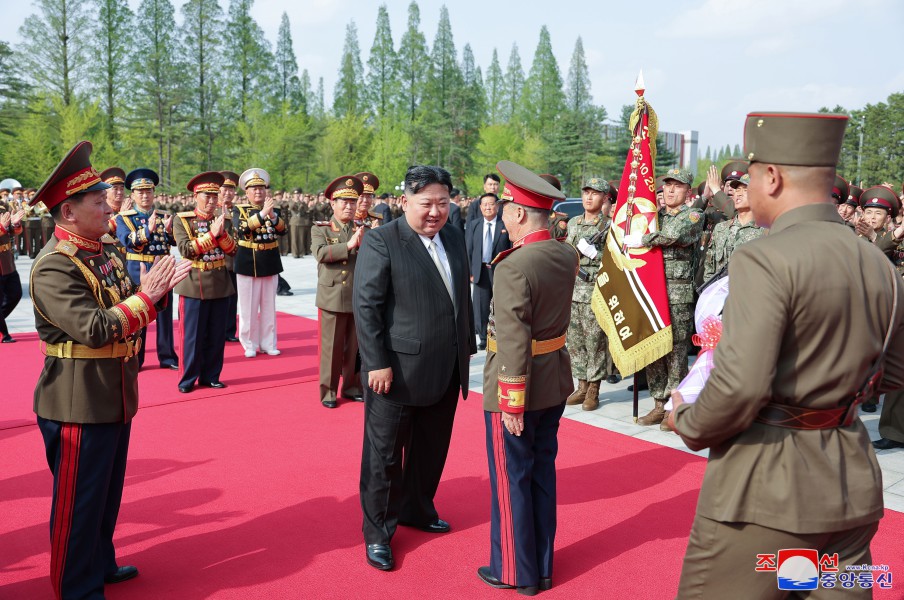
<box><xmin>520</xmin><ymin>26</ymin><xmax>565</xmax><ymax>135</ymax></box>
<box><xmin>92</xmin><ymin>0</ymin><xmax>134</xmax><ymax>144</ymax></box>
<box><xmin>179</xmin><ymin>0</ymin><xmax>224</xmax><ymax>170</ymax></box>
<box><xmin>484</xmin><ymin>48</ymin><xmax>504</xmax><ymax>125</ymax></box>
<box><xmin>366</xmin><ymin>4</ymin><xmax>398</xmax><ymax>120</ymax></box>
<box><xmin>0</xmin><ymin>41</ymin><xmax>29</xmax><ymax>139</ymax></box>
<box><xmin>18</xmin><ymin>0</ymin><xmax>91</xmax><ymax>106</ymax></box>
<box><xmin>333</xmin><ymin>21</ymin><xmax>364</xmax><ymax>117</ymax></box>
<box><xmin>565</xmin><ymin>37</ymin><xmax>591</xmax><ymax>113</ymax></box>
<box><xmin>224</xmin><ymin>0</ymin><xmax>273</xmax><ymax>122</ymax></box>
<box><xmin>313</xmin><ymin>77</ymin><xmax>325</xmax><ymax>119</ymax></box>
<box><xmin>455</xmin><ymin>43</ymin><xmax>485</xmax><ymax>181</ymax></box>
<box><xmin>420</xmin><ymin>5</ymin><xmax>463</xmax><ymax>169</ymax></box>
<box><xmin>396</xmin><ymin>1</ymin><xmax>429</xmax><ymax>122</ymax></box>
<box><xmin>298</xmin><ymin>69</ymin><xmax>313</xmax><ymax>114</ymax></box>
<box><xmin>274</xmin><ymin>12</ymin><xmax>300</xmax><ymax>109</ymax></box>
<box><xmin>502</xmin><ymin>44</ymin><xmax>524</xmax><ymax>124</ymax></box>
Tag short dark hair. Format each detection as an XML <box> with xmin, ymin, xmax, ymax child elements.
<box><xmin>404</xmin><ymin>165</ymin><xmax>453</xmax><ymax>196</ymax></box>
<box><xmin>378</xmin><ymin>192</ymin><xmax>390</xmax><ymax>200</ymax></box>
<box><xmin>479</xmin><ymin>193</ymin><xmax>498</xmax><ymax>204</ymax></box>
<box><xmin>484</xmin><ymin>173</ymin><xmax>501</xmax><ymax>184</ymax></box>
<box><xmin>450</xmin><ymin>187</ymin><xmax>461</xmax><ymax>198</ymax></box>
<box><xmin>50</xmin><ymin>191</ymin><xmax>87</xmax><ymax>221</ymax></box>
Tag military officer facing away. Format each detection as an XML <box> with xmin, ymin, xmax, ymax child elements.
<box><xmin>173</xmin><ymin>172</ymin><xmax>237</xmax><ymax>393</ymax></box>
<box><xmin>669</xmin><ymin>112</ymin><xmax>904</xmax><ymax>599</ymax></box>
<box><xmin>311</xmin><ymin>175</ymin><xmax>365</xmax><ymax>408</ymax></box>
<box><xmin>30</xmin><ymin>141</ymin><xmax>191</xmax><ymax>599</ymax></box>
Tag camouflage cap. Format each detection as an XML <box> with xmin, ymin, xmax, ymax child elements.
<box><xmin>662</xmin><ymin>168</ymin><xmax>694</xmax><ymax>186</ymax></box>
<box><xmin>582</xmin><ymin>177</ymin><xmax>610</xmax><ymax>194</ymax></box>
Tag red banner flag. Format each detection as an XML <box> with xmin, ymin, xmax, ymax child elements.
<box><xmin>590</xmin><ymin>83</ymin><xmax>672</xmax><ymax>375</ymax></box>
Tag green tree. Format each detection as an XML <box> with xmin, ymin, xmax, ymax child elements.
<box><xmin>18</xmin><ymin>0</ymin><xmax>91</xmax><ymax>107</ymax></box>
<box><xmin>224</xmin><ymin>0</ymin><xmax>273</xmax><ymax>121</ymax></box>
<box><xmin>419</xmin><ymin>5</ymin><xmax>463</xmax><ymax>169</ymax></box>
<box><xmin>92</xmin><ymin>0</ymin><xmax>133</xmax><ymax>144</ymax></box>
<box><xmin>520</xmin><ymin>26</ymin><xmax>565</xmax><ymax>135</ymax></box>
<box><xmin>365</xmin><ymin>5</ymin><xmax>398</xmax><ymax>120</ymax></box>
<box><xmin>298</xmin><ymin>69</ymin><xmax>313</xmax><ymax>115</ymax></box>
<box><xmin>0</xmin><ymin>41</ymin><xmax>30</xmax><ymax>138</ymax></box>
<box><xmin>484</xmin><ymin>48</ymin><xmax>504</xmax><ymax>125</ymax></box>
<box><xmin>180</xmin><ymin>0</ymin><xmax>224</xmax><ymax>171</ymax></box>
<box><xmin>396</xmin><ymin>1</ymin><xmax>429</xmax><ymax>122</ymax></box>
<box><xmin>333</xmin><ymin>21</ymin><xmax>364</xmax><ymax>117</ymax></box>
<box><xmin>502</xmin><ymin>44</ymin><xmax>524</xmax><ymax>123</ymax></box>
<box><xmin>274</xmin><ymin>12</ymin><xmax>300</xmax><ymax>109</ymax></box>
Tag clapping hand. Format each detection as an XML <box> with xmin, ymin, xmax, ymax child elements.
<box><xmin>164</xmin><ymin>215</ymin><xmax>174</xmax><ymax>234</ymax></box>
<box><xmin>210</xmin><ymin>214</ymin><xmax>225</xmax><ymax>238</ymax></box>
<box><xmin>261</xmin><ymin>197</ymin><xmax>275</xmax><ymax>220</ymax></box>
<box><xmin>704</xmin><ymin>165</ymin><xmax>720</xmax><ymax>200</ymax></box>
<box><xmin>139</xmin><ymin>256</ymin><xmax>193</xmax><ymax>303</ymax></box>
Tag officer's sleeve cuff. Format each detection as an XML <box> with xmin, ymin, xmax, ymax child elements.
<box><xmin>192</xmin><ymin>232</ymin><xmax>217</xmax><ymax>255</ymax></box>
<box><xmin>110</xmin><ymin>292</ymin><xmax>156</xmax><ymax>337</ymax></box>
<box><xmin>217</xmin><ymin>233</ymin><xmax>236</xmax><ymax>255</ymax></box>
<box><xmin>248</xmin><ymin>213</ymin><xmax>262</xmax><ymax>231</ymax></box>
<box><xmin>498</xmin><ymin>375</ymin><xmax>526</xmax><ymax>414</ymax></box>
<box><xmin>274</xmin><ymin>217</ymin><xmax>287</xmax><ymax>233</ymax></box>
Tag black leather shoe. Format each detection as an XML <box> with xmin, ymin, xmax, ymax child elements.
<box><xmin>366</xmin><ymin>544</ymin><xmax>394</xmax><ymax>571</ymax></box>
<box><xmin>322</xmin><ymin>399</ymin><xmax>337</xmax><ymax>409</ymax></box>
<box><xmin>873</xmin><ymin>437</ymin><xmax>904</xmax><ymax>450</ymax></box>
<box><xmin>606</xmin><ymin>374</ymin><xmax>622</xmax><ymax>384</ymax></box>
<box><xmin>401</xmin><ymin>518</ymin><xmax>450</xmax><ymax>533</ymax></box>
<box><xmin>341</xmin><ymin>391</ymin><xmax>364</xmax><ymax>402</ymax></box>
<box><xmin>1</xmin><ymin>335</ymin><xmax>16</xmax><ymax>343</ymax></box>
<box><xmin>539</xmin><ymin>578</ymin><xmax>552</xmax><ymax>591</ymax></box>
<box><xmin>861</xmin><ymin>404</ymin><xmax>878</xmax><ymax>413</ymax></box>
<box><xmin>478</xmin><ymin>342</ymin><xmax>487</xmax><ymax>351</ymax></box>
<box><xmin>225</xmin><ymin>336</ymin><xmax>240</xmax><ymax>343</ymax></box>
<box><xmin>277</xmin><ymin>290</ymin><xmax>294</xmax><ymax>296</ymax></box>
<box><xmin>178</xmin><ymin>385</ymin><xmax>193</xmax><ymax>394</ymax></box>
<box><xmin>162</xmin><ymin>363</ymin><xmax>179</xmax><ymax>370</ymax></box>
<box><xmin>477</xmin><ymin>566</ymin><xmax>514</xmax><ymax>589</ymax></box>
<box><xmin>200</xmin><ymin>381</ymin><xmax>227</xmax><ymax>389</ymax></box>
<box><xmin>627</xmin><ymin>382</ymin><xmax>648</xmax><ymax>392</ymax></box>
<box><xmin>104</xmin><ymin>565</ymin><xmax>139</xmax><ymax>584</ymax></box>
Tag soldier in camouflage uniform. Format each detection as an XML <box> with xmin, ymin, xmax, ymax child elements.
<box><xmin>629</xmin><ymin>168</ymin><xmax>703</xmax><ymax>429</ymax></box>
<box><xmin>564</xmin><ymin>178</ymin><xmax>615</xmax><ymax>411</ymax></box>
<box><xmin>702</xmin><ymin>174</ymin><xmax>766</xmax><ymax>283</ymax></box>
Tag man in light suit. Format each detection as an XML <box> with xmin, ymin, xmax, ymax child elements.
<box><xmin>465</xmin><ymin>192</ymin><xmax>511</xmax><ymax>350</ymax></box>
<box><xmin>354</xmin><ymin>165</ymin><xmax>476</xmax><ymax>572</ymax></box>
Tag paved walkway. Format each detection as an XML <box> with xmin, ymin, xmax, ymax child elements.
<box><xmin>6</xmin><ymin>250</ymin><xmax>904</xmax><ymax>511</ymax></box>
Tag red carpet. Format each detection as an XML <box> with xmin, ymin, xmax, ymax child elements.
<box><xmin>1</xmin><ymin>314</ymin><xmax>902</xmax><ymax>599</ymax></box>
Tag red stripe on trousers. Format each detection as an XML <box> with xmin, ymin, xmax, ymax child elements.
<box><xmin>492</xmin><ymin>414</ymin><xmax>516</xmax><ymax>584</ymax></box>
<box><xmin>178</xmin><ymin>295</ymin><xmax>185</xmax><ymax>376</ymax></box>
<box><xmin>50</xmin><ymin>423</ymin><xmax>81</xmax><ymax>600</ymax></box>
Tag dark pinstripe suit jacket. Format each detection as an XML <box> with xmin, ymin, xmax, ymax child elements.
<box><xmin>354</xmin><ymin>216</ymin><xmax>475</xmax><ymax>406</ymax></box>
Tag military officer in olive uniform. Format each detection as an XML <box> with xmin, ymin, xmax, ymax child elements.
<box><xmin>116</xmin><ymin>168</ymin><xmax>179</xmax><ymax>369</ymax></box>
<box><xmin>24</xmin><ymin>194</ymin><xmax>45</xmax><ymax>258</ymax></box>
<box><xmin>478</xmin><ymin>161</ymin><xmax>578</xmax><ymax>596</ymax></box>
<box><xmin>702</xmin><ymin>173</ymin><xmax>767</xmax><ymax>283</ymax></box>
<box><xmin>838</xmin><ymin>182</ymin><xmax>861</xmax><ymax>227</ymax></box>
<box><xmin>173</xmin><ymin>172</ymin><xmax>237</xmax><ymax>393</ymax></box>
<box><xmin>0</xmin><ymin>197</ymin><xmax>24</xmax><ymax>342</ymax></box>
<box><xmin>219</xmin><ymin>171</ymin><xmax>240</xmax><ymax>342</ymax></box>
<box><xmin>30</xmin><ymin>141</ymin><xmax>192</xmax><ymax>599</ymax></box>
<box><xmin>565</xmin><ymin>177</ymin><xmax>616</xmax><ymax>412</ymax></box>
<box><xmin>627</xmin><ymin>168</ymin><xmax>702</xmax><ymax>428</ymax></box>
<box><xmin>856</xmin><ymin>185</ymin><xmax>900</xmax><ymax>259</ymax></box>
<box><xmin>670</xmin><ymin>111</ymin><xmax>904</xmax><ymax>600</ymax></box>
<box><xmin>289</xmin><ymin>190</ymin><xmax>306</xmax><ymax>258</ymax></box>
<box><xmin>233</xmin><ymin>168</ymin><xmax>286</xmax><ymax>357</ymax></box>
<box><xmin>277</xmin><ymin>192</ymin><xmax>291</xmax><ymax>256</ymax></box>
<box><xmin>101</xmin><ymin>167</ymin><xmax>128</xmax><ymax>237</ymax></box>
<box><xmin>311</xmin><ymin>175</ymin><xmax>365</xmax><ymax>408</ymax></box>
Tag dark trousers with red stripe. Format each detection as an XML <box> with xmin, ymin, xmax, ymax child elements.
<box><xmin>484</xmin><ymin>402</ymin><xmax>564</xmax><ymax>588</ymax></box>
<box><xmin>37</xmin><ymin>417</ymin><xmax>131</xmax><ymax>600</ymax></box>
<box><xmin>179</xmin><ymin>295</ymin><xmax>229</xmax><ymax>388</ymax></box>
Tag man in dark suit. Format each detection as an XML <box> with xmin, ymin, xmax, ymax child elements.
<box><xmin>354</xmin><ymin>165</ymin><xmax>475</xmax><ymax>572</ymax></box>
<box><xmin>447</xmin><ymin>188</ymin><xmax>464</xmax><ymax>230</ymax></box>
<box><xmin>465</xmin><ymin>192</ymin><xmax>511</xmax><ymax>350</ymax></box>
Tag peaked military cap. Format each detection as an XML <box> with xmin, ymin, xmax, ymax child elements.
<box><xmin>744</xmin><ymin>112</ymin><xmax>848</xmax><ymax>166</ymax></box>
<box><xmin>100</xmin><ymin>167</ymin><xmax>126</xmax><ymax>185</ymax></box>
<box><xmin>0</xmin><ymin>178</ymin><xmax>20</xmax><ymax>192</ymax></box>
<box><xmin>831</xmin><ymin>175</ymin><xmax>849</xmax><ymax>204</ymax></box>
<box><xmin>729</xmin><ymin>173</ymin><xmax>750</xmax><ymax>188</ymax></box>
<box><xmin>846</xmin><ymin>184</ymin><xmax>863</xmax><ymax>208</ymax></box>
<box><xmin>325</xmin><ymin>175</ymin><xmax>363</xmax><ymax>201</ymax></box>
<box><xmin>220</xmin><ymin>171</ymin><xmax>240</xmax><ymax>188</ymax></box>
<box><xmin>187</xmin><ymin>171</ymin><xmax>225</xmax><ymax>194</ymax></box>
<box><xmin>662</xmin><ymin>168</ymin><xmax>694</xmax><ymax>186</ymax></box>
<box><xmin>30</xmin><ymin>141</ymin><xmax>110</xmax><ymax>209</ymax></box>
<box><xmin>859</xmin><ymin>185</ymin><xmax>900</xmax><ymax>216</ymax></box>
<box><xmin>720</xmin><ymin>160</ymin><xmax>748</xmax><ymax>182</ymax></box>
<box><xmin>539</xmin><ymin>174</ymin><xmax>562</xmax><ymax>191</ymax></box>
<box><xmin>239</xmin><ymin>168</ymin><xmax>270</xmax><ymax>190</ymax></box>
<box><xmin>125</xmin><ymin>168</ymin><xmax>159</xmax><ymax>190</ymax></box>
<box><xmin>354</xmin><ymin>172</ymin><xmax>380</xmax><ymax>195</ymax></box>
<box><xmin>582</xmin><ymin>177</ymin><xmax>610</xmax><ymax>194</ymax></box>
<box><xmin>496</xmin><ymin>160</ymin><xmax>565</xmax><ymax>210</ymax></box>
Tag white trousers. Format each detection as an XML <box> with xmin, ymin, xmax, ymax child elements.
<box><xmin>236</xmin><ymin>274</ymin><xmax>278</xmax><ymax>353</ymax></box>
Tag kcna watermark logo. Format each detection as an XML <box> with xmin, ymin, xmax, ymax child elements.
<box><xmin>755</xmin><ymin>549</ymin><xmax>893</xmax><ymax>591</ymax></box>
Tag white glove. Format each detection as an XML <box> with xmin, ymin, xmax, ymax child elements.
<box><xmin>623</xmin><ymin>234</ymin><xmax>644</xmax><ymax>249</ymax></box>
<box><xmin>576</xmin><ymin>238</ymin><xmax>598</xmax><ymax>259</ymax></box>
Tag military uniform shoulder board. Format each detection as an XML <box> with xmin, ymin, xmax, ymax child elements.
<box><xmin>100</xmin><ymin>233</ymin><xmax>118</xmax><ymax>244</ymax></box>
<box><xmin>54</xmin><ymin>240</ymin><xmax>79</xmax><ymax>256</ymax></box>
<box><xmin>177</xmin><ymin>211</ymin><xmax>196</xmax><ymax>218</ymax></box>
<box><xmin>118</xmin><ymin>210</ymin><xmax>137</xmax><ymax>217</ymax></box>
<box><xmin>236</xmin><ymin>204</ymin><xmax>253</xmax><ymax>209</ymax></box>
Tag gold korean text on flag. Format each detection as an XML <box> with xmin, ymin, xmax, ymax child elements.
<box><xmin>591</xmin><ymin>81</ymin><xmax>672</xmax><ymax>375</ymax></box>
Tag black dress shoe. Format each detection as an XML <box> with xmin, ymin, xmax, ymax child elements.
<box><xmin>365</xmin><ymin>544</ymin><xmax>394</xmax><ymax>571</ymax></box>
<box><xmin>861</xmin><ymin>403</ymin><xmax>878</xmax><ymax>413</ymax></box>
<box><xmin>104</xmin><ymin>565</ymin><xmax>139</xmax><ymax>584</ymax></box>
<box><xmin>322</xmin><ymin>399</ymin><xmax>337</xmax><ymax>409</ymax></box>
<box><xmin>873</xmin><ymin>437</ymin><xmax>904</xmax><ymax>450</ymax></box>
<box><xmin>200</xmin><ymin>381</ymin><xmax>227</xmax><ymax>389</ymax></box>
<box><xmin>161</xmin><ymin>363</ymin><xmax>179</xmax><ymax>370</ymax></box>
<box><xmin>225</xmin><ymin>336</ymin><xmax>240</xmax><ymax>343</ymax></box>
<box><xmin>178</xmin><ymin>385</ymin><xmax>193</xmax><ymax>394</ymax></box>
<box><xmin>277</xmin><ymin>290</ymin><xmax>294</xmax><ymax>296</ymax></box>
<box><xmin>627</xmin><ymin>382</ymin><xmax>648</xmax><ymax>392</ymax></box>
<box><xmin>477</xmin><ymin>342</ymin><xmax>487</xmax><ymax>351</ymax></box>
<box><xmin>606</xmin><ymin>374</ymin><xmax>622</xmax><ymax>384</ymax></box>
<box><xmin>539</xmin><ymin>577</ymin><xmax>552</xmax><ymax>591</ymax></box>
<box><xmin>1</xmin><ymin>335</ymin><xmax>16</xmax><ymax>343</ymax></box>
<box><xmin>400</xmin><ymin>518</ymin><xmax>450</xmax><ymax>533</ymax></box>
<box><xmin>477</xmin><ymin>567</ymin><xmax>538</xmax><ymax>596</ymax></box>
